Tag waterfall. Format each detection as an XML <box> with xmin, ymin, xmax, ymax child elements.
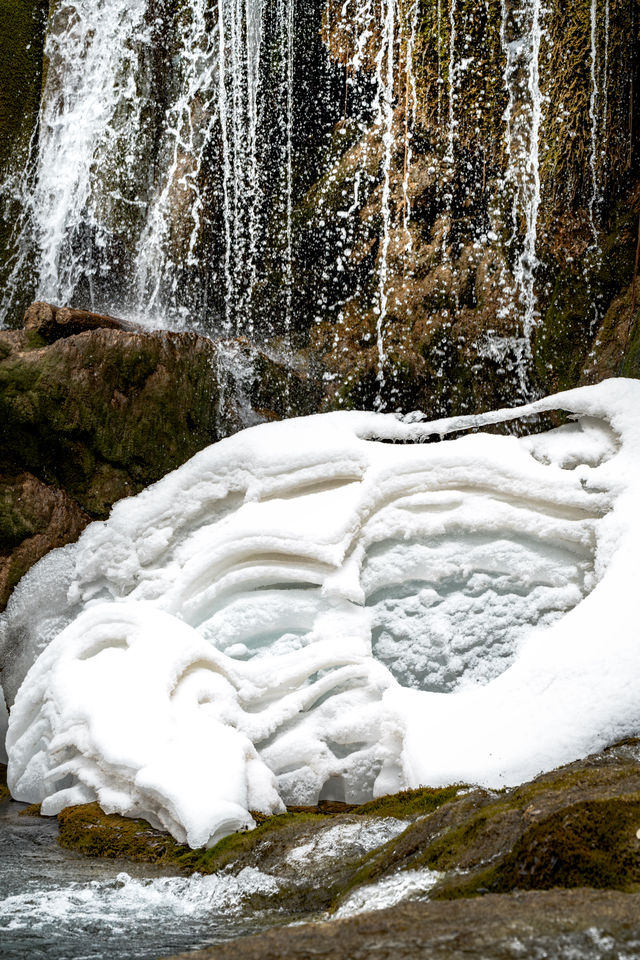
<box><xmin>402</xmin><ymin>0</ymin><xmax>419</xmax><ymax>251</ymax></box>
<box><xmin>445</xmin><ymin>0</ymin><xmax>457</xmax><ymax>165</ymax></box>
<box><xmin>133</xmin><ymin>0</ymin><xmax>267</xmax><ymax>333</ymax></box>
<box><xmin>373</xmin><ymin>0</ymin><xmax>397</xmax><ymax>408</ymax></box>
<box><xmin>0</xmin><ymin>0</ymin><xmax>619</xmax><ymax>412</ymax></box>
<box><xmin>0</xmin><ymin>0</ymin><xmax>290</xmax><ymax>336</ymax></box>
<box><xmin>1</xmin><ymin>0</ymin><xmax>149</xmax><ymax>321</ymax></box>
<box><xmin>498</xmin><ymin>0</ymin><xmax>544</xmax><ymax>390</ymax></box>
<box><xmin>588</xmin><ymin>0</ymin><xmax>600</xmax><ymax>243</ymax></box>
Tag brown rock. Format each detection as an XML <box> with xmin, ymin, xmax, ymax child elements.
<box><xmin>0</xmin><ymin>302</ymin><xmax>322</xmax><ymax>610</ymax></box>
<box><xmin>0</xmin><ymin>471</ymin><xmax>89</xmax><ymax>609</ymax></box>
<box><xmin>166</xmin><ymin>889</ymin><xmax>640</xmax><ymax>960</ymax></box>
<box><xmin>23</xmin><ymin>301</ymin><xmax>141</xmax><ymax>343</ymax></box>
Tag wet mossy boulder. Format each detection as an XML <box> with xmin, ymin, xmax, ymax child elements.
<box><xmin>57</xmin><ymin>803</ymin><xmax>186</xmax><ymax>865</ymax></box>
<box><xmin>41</xmin><ymin>742</ymin><xmax>640</xmax><ymax>922</ymax></box>
<box><xmin>169</xmin><ymin>888</ymin><xmax>640</xmax><ymax>960</ymax></box>
<box><xmin>0</xmin><ymin>302</ymin><xmax>322</xmax><ymax>609</ymax></box>
<box><xmin>334</xmin><ymin>741</ymin><xmax>640</xmax><ymax>907</ymax></box>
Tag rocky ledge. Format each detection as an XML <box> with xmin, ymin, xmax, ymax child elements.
<box><xmin>0</xmin><ymin>302</ymin><xmax>321</xmax><ymax>609</ymax></box>
<box><xmin>20</xmin><ymin>740</ymin><xmax>640</xmax><ymax>957</ymax></box>
<box><xmin>170</xmin><ymin>889</ymin><xmax>640</xmax><ymax>960</ymax></box>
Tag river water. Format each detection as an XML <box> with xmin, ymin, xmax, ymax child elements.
<box><xmin>0</xmin><ymin>798</ymin><xmax>279</xmax><ymax>960</ymax></box>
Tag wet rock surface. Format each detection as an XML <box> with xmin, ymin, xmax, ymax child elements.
<box><xmin>0</xmin><ymin>303</ymin><xmax>321</xmax><ymax>609</ymax></box>
<box><xmin>167</xmin><ymin>889</ymin><xmax>640</xmax><ymax>960</ymax></box>
<box><xmin>6</xmin><ymin>742</ymin><xmax>640</xmax><ymax>957</ymax></box>
<box><xmin>50</xmin><ymin>743</ymin><xmax>640</xmax><ymax>922</ymax></box>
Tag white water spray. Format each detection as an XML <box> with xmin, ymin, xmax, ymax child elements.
<box><xmin>2</xmin><ymin>0</ymin><xmax>148</xmax><ymax>319</ymax></box>
<box><xmin>588</xmin><ymin>0</ymin><xmax>600</xmax><ymax>243</ymax></box>
<box><xmin>498</xmin><ymin>0</ymin><xmax>544</xmax><ymax>387</ymax></box>
<box><xmin>373</xmin><ymin>0</ymin><xmax>397</xmax><ymax>409</ymax></box>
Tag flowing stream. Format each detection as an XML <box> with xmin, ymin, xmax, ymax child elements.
<box><xmin>0</xmin><ymin>799</ymin><xmax>280</xmax><ymax>960</ymax></box>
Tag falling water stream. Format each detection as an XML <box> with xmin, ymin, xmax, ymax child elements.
<box><xmin>0</xmin><ymin>0</ymin><xmax>622</xmax><ymax>406</ymax></box>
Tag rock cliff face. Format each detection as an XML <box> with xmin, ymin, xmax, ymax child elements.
<box><xmin>0</xmin><ymin>302</ymin><xmax>320</xmax><ymax>608</ymax></box>
<box><xmin>0</xmin><ymin>1</ymin><xmax>639</xmax><ymax>593</ymax></box>
<box><xmin>0</xmin><ymin>0</ymin><xmax>637</xmax><ymax>417</ymax></box>
<box><xmin>305</xmin><ymin>0</ymin><xmax>640</xmax><ymax>413</ymax></box>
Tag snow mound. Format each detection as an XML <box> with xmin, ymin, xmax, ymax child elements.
<box><xmin>3</xmin><ymin>379</ymin><xmax>640</xmax><ymax>846</ymax></box>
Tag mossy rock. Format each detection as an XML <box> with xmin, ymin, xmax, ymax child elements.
<box><xmin>34</xmin><ymin>745</ymin><xmax>640</xmax><ymax>918</ymax></box>
<box><xmin>57</xmin><ymin>803</ymin><xmax>187</xmax><ymax>864</ymax></box>
<box><xmin>532</xmin><ymin>200</ymin><xmax>638</xmax><ymax>395</ymax></box>
<box><xmin>342</xmin><ymin>750</ymin><xmax>640</xmax><ymax>907</ymax></box>
<box><xmin>0</xmin><ymin>309</ymin><xmax>323</xmax><ymax>609</ymax></box>
<box><xmin>49</xmin><ymin>787</ymin><xmax>464</xmax><ymax>915</ymax></box>
<box><xmin>0</xmin><ymin>0</ymin><xmax>47</xmax><ymax>169</ymax></box>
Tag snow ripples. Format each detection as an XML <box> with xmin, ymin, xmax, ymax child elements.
<box><xmin>2</xmin><ymin>380</ymin><xmax>640</xmax><ymax>847</ymax></box>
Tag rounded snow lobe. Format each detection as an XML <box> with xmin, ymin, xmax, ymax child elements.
<box><xmin>2</xmin><ymin>378</ymin><xmax>640</xmax><ymax>848</ymax></box>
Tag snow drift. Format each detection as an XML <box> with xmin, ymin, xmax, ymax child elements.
<box><xmin>2</xmin><ymin>379</ymin><xmax>639</xmax><ymax>846</ymax></box>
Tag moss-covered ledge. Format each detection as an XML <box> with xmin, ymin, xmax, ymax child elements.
<box><xmin>17</xmin><ymin>741</ymin><xmax>640</xmax><ymax>919</ymax></box>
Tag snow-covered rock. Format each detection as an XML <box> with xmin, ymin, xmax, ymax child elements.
<box><xmin>2</xmin><ymin>379</ymin><xmax>640</xmax><ymax>846</ymax></box>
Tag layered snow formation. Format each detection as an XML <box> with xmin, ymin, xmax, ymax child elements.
<box><xmin>2</xmin><ymin>379</ymin><xmax>640</xmax><ymax>846</ymax></box>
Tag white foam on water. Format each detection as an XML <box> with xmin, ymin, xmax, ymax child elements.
<box><xmin>0</xmin><ymin>867</ymin><xmax>278</xmax><ymax>931</ymax></box>
<box><xmin>334</xmin><ymin>867</ymin><xmax>442</xmax><ymax>918</ymax></box>
<box><xmin>286</xmin><ymin>818</ymin><xmax>409</xmax><ymax>866</ymax></box>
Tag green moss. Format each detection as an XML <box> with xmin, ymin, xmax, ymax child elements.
<box><xmin>434</xmin><ymin>798</ymin><xmax>640</xmax><ymax>899</ymax></box>
<box><xmin>533</xmin><ymin>201</ymin><xmax>639</xmax><ymax>394</ymax></box>
<box><xmin>0</xmin><ymin>0</ymin><xmax>47</xmax><ymax>172</ymax></box>
<box><xmin>0</xmin><ymin>330</ymin><xmax>224</xmax><ymax>518</ymax></box>
<box><xmin>354</xmin><ymin>785</ymin><xmax>463</xmax><ymax>819</ymax></box>
<box><xmin>0</xmin><ymin>784</ymin><xmax>10</xmax><ymax>802</ymax></box>
<box><xmin>39</xmin><ymin>755</ymin><xmax>640</xmax><ymax>917</ymax></box>
<box><xmin>23</xmin><ymin>330</ymin><xmax>48</xmax><ymax>351</ymax></box>
<box><xmin>57</xmin><ymin>803</ymin><xmax>187</xmax><ymax>863</ymax></box>
<box><xmin>176</xmin><ymin>812</ymin><xmax>331</xmax><ymax>875</ymax></box>
<box><xmin>0</xmin><ymin>0</ymin><xmax>48</xmax><ymax>320</ymax></box>
<box><xmin>620</xmin><ymin>294</ymin><xmax>640</xmax><ymax>377</ymax></box>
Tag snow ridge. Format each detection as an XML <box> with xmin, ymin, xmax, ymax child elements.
<box><xmin>3</xmin><ymin>380</ymin><xmax>640</xmax><ymax>846</ymax></box>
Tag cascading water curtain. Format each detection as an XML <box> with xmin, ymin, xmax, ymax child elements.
<box><xmin>0</xmin><ymin>0</ymin><xmax>298</xmax><ymax>339</ymax></box>
<box><xmin>493</xmin><ymin>0</ymin><xmax>544</xmax><ymax>397</ymax></box>
<box><xmin>316</xmin><ymin>0</ymin><xmax>419</xmax><ymax>410</ymax></box>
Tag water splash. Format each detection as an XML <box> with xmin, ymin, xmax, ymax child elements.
<box><xmin>588</xmin><ymin>0</ymin><xmax>600</xmax><ymax>244</ymax></box>
<box><xmin>374</xmin><ymin>0</ymin><xmax>397</xmax><ymax>409</ymax></box>
<box><xmin>499</xmin><ymin>0</ymin><xmax>544</xmax><ymax>388</ymax></box>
